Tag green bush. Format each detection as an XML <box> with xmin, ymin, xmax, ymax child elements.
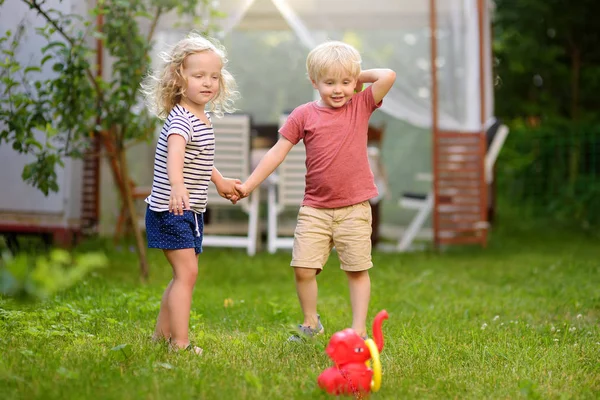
<box><xmin>497</xmin><ymin>118</ymin><xmax>600</xmax><ymax>230</ymax></box>
<box><xmin>0</xmin><ymin>249</ymin><xmax>108</xmax><ymax>301</ymax></box>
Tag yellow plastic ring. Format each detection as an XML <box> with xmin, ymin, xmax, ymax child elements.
<box><xmin>364</xmin><ymin>338</ymin><xmax>382</xmax><ymax>392</ymax></box>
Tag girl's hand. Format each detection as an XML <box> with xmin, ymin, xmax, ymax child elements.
<box><xmin>234</xmin><ymin>182</ymin><xmax>250</xmax><ymax>200</ymax></box>
<box><xmin>170</xmin><ymin>182</ymin><xmax>189</xmax><ymax>215</ymax></box>
<box><xmin>216</xmin><ymin>178</ymin><xmax>242</xmax><ymax>204</ymax></box>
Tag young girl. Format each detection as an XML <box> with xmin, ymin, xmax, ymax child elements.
<box><xmin>141</xmin><ymin>32</ymin><xmax>241</xmax><ymax>355</ymax></box>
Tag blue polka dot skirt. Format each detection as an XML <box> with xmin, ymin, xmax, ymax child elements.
<box><xmin>145</xmin><ymin>206</ymin><xmax>204</xmax><ymax>254</ymax></box>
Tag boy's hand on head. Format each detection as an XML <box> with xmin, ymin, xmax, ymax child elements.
<box><xmin>170</xmin><ymin>182</ymin><xmax>190</xmax><ymax>215</ymax></box>
<box><xmin>354</xmin><ymin>79</ymin><xmax>364</xmax><ymax>94</ymax></box>
<box><xmin>359</xmin><ymin>68</ymin><xmax>396</xmax><ymax>103</ymax></box>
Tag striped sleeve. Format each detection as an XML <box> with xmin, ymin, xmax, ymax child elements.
<box><xmin>168</xmin><ymin>114</ymin><xmax>192</xmax><ymax>142</ymax></box>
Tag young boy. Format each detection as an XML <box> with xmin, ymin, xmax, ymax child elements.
<box><xmin>236</xmin><ymin>41</ymin><xmax>396</xmax><ymax>339</ymax></box>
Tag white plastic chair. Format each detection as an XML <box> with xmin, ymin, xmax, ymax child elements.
<box><xmin>266</xmin><ymin>113</ymin><xmax>306</xmax><ymax>253</ymax></box>
<box><xmin>397</xmin><ymin>119</ymin><xmax>510</xmax><ymax>251</ymax></box>
<box><xmin>203</xmin><ymin>114</ymin><xmax>259</xmax><ymax>256</ymax></box>
<box><xmin>396</xmin><ymin>174</ymin><xmax>434</xmax><ymax>251</ymax></box>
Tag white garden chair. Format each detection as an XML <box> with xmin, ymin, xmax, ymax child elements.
<box><xmin>266</xmin><ymin>113</ymin><xmax>306</xmax><ymax>253</ymax></box>
<box><xmin>203</xmin><ymin>114</ymin><xmax>259</xmax><ymax>256</ymax></box>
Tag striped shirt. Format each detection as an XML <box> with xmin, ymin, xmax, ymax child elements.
<box><xmin>145</xmin><ymin>104</ymin><xmax>215</xmax><ymax>213</ymax></box>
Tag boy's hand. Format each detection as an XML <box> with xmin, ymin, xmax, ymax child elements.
<box><xmin>358</xmin><ymin>68</ymin><xmax>396</xmax><ymax>104</ymax></box>
<box><xmin>354</xmin><ymin>80</ymin><xmax>364</xmax><ymax>93</ymax></box>
<box><xmin>234</xmin><ymin>182</ymin><xmax>251</xmax><ymax>200</ymax></box>
<box><xmin>170</xmin><ymin>182</ymin><xmax>189</xmax><ymax>215</ymax></box>
<box><xmin>216</xmin><ymin>177</ymin><xmax>242</xmax><ymax>204</ymax></box>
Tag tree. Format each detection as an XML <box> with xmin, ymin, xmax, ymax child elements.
<box><xmin>494</xmin><ymin>0</ymin><xmax>600</xmax><ymax>184</ymax></box>
<box><xmin>494</xmin><ymin>0</ymin><xmax>600</xmax><ymax>122</ymax></box>
<box><xmin>0</xmin><ymin>0</ymin><xmax>222</xmax><ymax>280</ymax></box>
<box><xmin>493</xmin><ymin>0</ymin><xmax>600</xmax><ymax>228</ymax></box>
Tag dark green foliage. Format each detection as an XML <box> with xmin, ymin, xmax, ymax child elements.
<box><xmin>494</xmin><ymin>0</ymin><xmax>600</xmax><ymax>120</ymax></box>
<box><xmin>497</xmin><ymin>118</ymin><xmax>600</xmax><ymax>230</ymax></box>
<box><xmin>493</xmin><ymin>1</ymin><xmax>600</xmax><ymax>229</ymax></box>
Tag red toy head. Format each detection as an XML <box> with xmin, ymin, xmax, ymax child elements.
<box><xmin>318</xmin><ymin>310</ymin><xmax>389</xmax><ymax>396</ymax></box>
<box><xmin>325</xmin><ymin>328</ymin><xmax>371</xmax><ymax>366</ymax></box>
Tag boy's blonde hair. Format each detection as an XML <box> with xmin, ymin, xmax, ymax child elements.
<box><xmin>141</xmin><ymin>32</ymin><xmax>239</xmax><ymax>119</ymax></box>
<box><xmin>306</xmin><ymin>41</ymin><xmax>362</xmax><ymax>82</ymax></box>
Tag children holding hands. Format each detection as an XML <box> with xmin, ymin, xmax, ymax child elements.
<box><xmin>141</xmin><ymin>33</ymin><xmax>395</xmax><ymax>352</ymax></box>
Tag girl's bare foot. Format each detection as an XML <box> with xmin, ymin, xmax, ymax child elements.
<box><xmin>151</xmin><ymin>333</ymin><xmax>168</xmax><ymax>343</ymax></box>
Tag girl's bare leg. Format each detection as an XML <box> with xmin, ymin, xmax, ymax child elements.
<box><xmin>153</xmin><ymin>279</ymin><xmax>174</xmax><ymax>341</ymax></box>
<box><xmin>157</xmin><ymin>248</ymin><xmax>201</xmax><ymax>353</ymax></box>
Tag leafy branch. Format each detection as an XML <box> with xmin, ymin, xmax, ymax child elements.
<box><xmin>23</xmin><ymin>0</ymin><xmax>103</xmax><ymax>97</ymax></box>
<box><xmin>0</xmin><ymin>0</ymin><xmax>222</xmax><ymax>279</ymax></box>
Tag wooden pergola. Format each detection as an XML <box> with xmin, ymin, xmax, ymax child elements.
<box><xmin>89</xmin><ymin>0</ymin><xmax>495</xmax><ymax>250</ymax></box>
<box><xmin>429</xmin><ymin>0</ymin><xmax>491</xmax><ymax>248</ymax></box>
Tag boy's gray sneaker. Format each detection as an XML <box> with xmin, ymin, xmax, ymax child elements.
<box><xmin>288</xmin><ymin>314</ymin><xmax>324</xmax><ymax>342</ymax></box>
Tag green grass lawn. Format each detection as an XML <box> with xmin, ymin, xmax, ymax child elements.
<box><xmin>1</xmin><ymin>228</ymin><xmax>599</xmax><ymax>399</ymax></box>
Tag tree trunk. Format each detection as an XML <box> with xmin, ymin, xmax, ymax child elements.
<box><xmin>568</xmin><ymin>46</ymin><xmax>581</xmax><ymax>192</ymax></box>
<box><xmin>101</xmin><ymin>129</ymin><xmax>149</xmax><ymax>281</ymax></box>
<box><xmin>116</xmin><ymin>145</ymin><xmax>149</xmax><ymax>281</ymax></box>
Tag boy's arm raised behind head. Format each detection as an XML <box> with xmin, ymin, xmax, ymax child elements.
<box><xmin>238</xmin><ymin>136</ymin><xmax>295</xmax><ymax>196</ymax></box>
<box><xmin>357</xmin><ymin>69</ymin><xmax>397</xmax><ymax>104</ymax></box>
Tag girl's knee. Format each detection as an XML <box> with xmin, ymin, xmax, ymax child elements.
<box><xmin>176</xmin><ymin>264</ymin><xmax>198</xmax><ymax>286</ymax></box>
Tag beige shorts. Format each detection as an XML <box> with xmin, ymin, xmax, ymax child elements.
<box><xmin>291</xmin><ymin>201</ymin><xmax>373</xmax><ymax>272</ymax></box>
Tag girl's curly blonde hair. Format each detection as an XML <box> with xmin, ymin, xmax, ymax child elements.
<box><xmin>141</xmin><ymin>32</ymin><xmax>239</xmax><ymax>119</ymax></box>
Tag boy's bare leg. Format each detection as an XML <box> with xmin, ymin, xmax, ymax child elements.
<box><xmin>294</xmin><ymin>267</ymin><xmax>320</xmax><ymax>328</ymax></box>
<box><xmin>345</xmin><ymin>270</ymin><xmax>371</xmax><ymax>338</ymax></box>
<box><xmin>153</xmin><ymin>279</ymin><xmax>174</xmax><ymax>340</ymax></box>
<box><xmin>162</xmin><ymin>248</ymin><xmax>200</xmax><ymax>350</ymax></box>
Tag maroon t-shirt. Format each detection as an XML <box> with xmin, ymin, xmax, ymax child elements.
<box><xmin>280</xmin><ymin>85</ymin><xmax>382</xmax><ymax>208</ymax></box>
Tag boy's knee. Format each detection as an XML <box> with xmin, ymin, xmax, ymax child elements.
<box><xmin>294</xmin><ymin>267</ymin><xmax>319</xmax><ymax>281</ymax></box>
<box><xmin>345</xmin><ymin>269</ymin><xmax>370</xmax><ymax>280</ymax></box>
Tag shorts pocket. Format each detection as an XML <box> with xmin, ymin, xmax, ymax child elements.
<box><xmin>356</xmin><ymin>201</ymin><xmax>372</xmax><ymax>223</ymax></box>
